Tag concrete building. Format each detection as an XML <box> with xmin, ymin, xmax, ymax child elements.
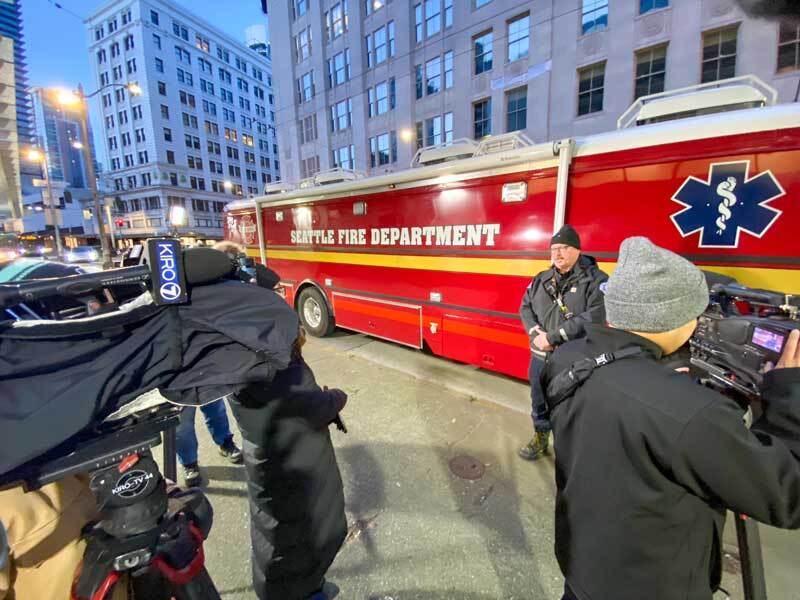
<box><xmin>86</xmin><ymin>0</ymin><xmax>280</xmax><ymax>245</ymax></box>
<box><xmin>0</xmin><ymin>35</ymin><xmax>20</xmax><ymax>226</ymax></box>
<box><xmin>266</xmin><ymin>0</ymin><xmax>800</xmax><ymax>183</ymax></box>
<box><xmin>0</xmin><ymin>0</ymin><xmax>32</xmax><ymax>145</ymax></box>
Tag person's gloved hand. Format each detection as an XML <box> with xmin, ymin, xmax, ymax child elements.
<box><xmin>326</xmin><ymin>388</ymin><xmax>348</xmax><ymax>413</ymax></box>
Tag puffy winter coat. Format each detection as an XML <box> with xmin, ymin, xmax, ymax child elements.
<box><xmin>230</xmin><ymin>358</ymin><xmax>347</xmax><ymax>600</ymax></box>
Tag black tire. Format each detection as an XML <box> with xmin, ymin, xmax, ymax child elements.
<box><xmin>297</xmin><ymin>287</ymin><xmax>335</xmax><ymax>337</ymax></box>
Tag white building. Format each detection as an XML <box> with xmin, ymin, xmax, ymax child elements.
<box><xmin>86</xmin><ymin>0</ymin><xmax>280</xmax><ymax>245</ymax></box>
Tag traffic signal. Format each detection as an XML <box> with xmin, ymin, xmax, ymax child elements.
<box><xmin>115</xmin><ymin>218</ymin><xmax>124</xmax><ymax>227</ymax></box>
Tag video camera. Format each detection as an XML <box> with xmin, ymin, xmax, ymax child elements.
<box><xmin>690</xmin><ymin>283</ymin><xmax>800</xmax><ymax>399</ymax></box>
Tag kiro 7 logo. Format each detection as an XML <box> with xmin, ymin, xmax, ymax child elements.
<box><xmin>670</xmin><ymin>161</ymin><xmax>786</xmax><ymax>248</ymax></box>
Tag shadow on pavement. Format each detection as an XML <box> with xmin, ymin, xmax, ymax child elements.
<box><xmin>203</xmin><ymin>464</ymin><xmax>247</xmax><ymax>483</ymax></box>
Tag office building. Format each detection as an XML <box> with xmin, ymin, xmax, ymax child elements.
<box><xmin>0</xmin><ymin>0</ymin><xmax>32</xmax><ymax>144</ymax></box>
<box><xmin>266</xmin><ymin>0</ymin><xmax>800</xmax><ymax>182</ymax></box>
<box><xmin>0</xmin><ymin>35</ymin><xmax>20</xmax><ymax>226</ymax></box>
<box><xmin>86</xmin><ymin>0</ymin><xmax>280</xmax><ymax>244</ymax></box>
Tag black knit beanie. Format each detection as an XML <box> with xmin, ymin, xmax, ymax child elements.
<box><xmin>551</xmin><ymin>224</ymin><xmax>581</xmax><ymax>249</ymax></box>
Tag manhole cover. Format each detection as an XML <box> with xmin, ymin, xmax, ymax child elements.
<box><xmin>449</xmin><ymin>455</ymin><xmax>485</xmax><ymax>480</ymax></box>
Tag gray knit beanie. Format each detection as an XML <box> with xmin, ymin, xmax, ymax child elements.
<box><xmin>604</xmin><ymin>237</ymin><xmax>709</xmax><ymax>333</ymax></box>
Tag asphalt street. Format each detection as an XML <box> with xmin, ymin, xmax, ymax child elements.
<box><xmin>168</xmin><ymin>331</ymin><xmax>799</xmax><ymax>600</ymax></box>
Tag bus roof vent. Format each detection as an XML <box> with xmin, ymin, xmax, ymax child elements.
<box><xmin>313</xmin><ymin>168</ymin><xmax>365</xmax><ymax>186</ymax></box>
<box><xmin>617</xmin><ymin>75</ymin><xmax>777</xmax><ymax>129</ymax></box>
<box><xmin>411</xmin><ymin>138</ymin><xmax>479</xmax><ymax>167</ymax></box>
<box><xmin>474</xmin><ymin>131</ymin><xmax>534</xmax><ymax>156</ymax></box>
<box><xmin>263</xmin><ymin>182</ymin><xmax>296</xmax><ymax>195</ymax></box>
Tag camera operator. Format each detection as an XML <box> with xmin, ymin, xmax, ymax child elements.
<box><xmin>542</xmin><ymin>237</ymin><xmax>800</xmax><ymax>600</ymax></box>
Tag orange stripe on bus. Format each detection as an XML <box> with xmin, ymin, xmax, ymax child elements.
<box><xmin>335</xmin><ymin>299</ymin><xmax>421</xmax><ymax>326</ymax></box>
<box><xmin>444</xmin><ymin>319</ymin><xmax>530</xmax><ymax>349</ymax></box>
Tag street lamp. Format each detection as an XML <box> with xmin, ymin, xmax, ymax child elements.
<box><xmin>52</xmin><ymin>82</ymin><xmax>143</xmax><ymax>269</ymax></box>
<box><xmin>26</xmin><ymin>147</ymin><xmax>63</xmax><ymax>258</ymax></box>
<box><xmin>72</xmin><ymin>141</ymin><xmax>84</xmax><ymax>150</ymax></box>
<box><xmin>223</xmin><ymin>180</ymin><xmax>233</xmax><ymax>192</ymax></box>
<box><xmin>399</xmin><ymin>128</ymin><xmax>414</xmax><ymax>143</ymax></box>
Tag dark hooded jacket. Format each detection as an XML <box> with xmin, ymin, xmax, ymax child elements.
<box><xmin>519</xmin><ymin>255</ymin><xmax>607</xmax><ymax>349</ymax></box>
<box><xmin>229</xmin><ymin>357</ymin><xmax>347</xmax><ymax>600</ymax></box>
<box><xmin>542</xmin><ymin>324</ymin><xmax>800</xmax><ymax>600</ymax></box>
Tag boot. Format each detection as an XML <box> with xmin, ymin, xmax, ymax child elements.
<box><xmin>518</xmin><ymin>430</ymin><xmax>550</xmax><ymax>461</ymax></box>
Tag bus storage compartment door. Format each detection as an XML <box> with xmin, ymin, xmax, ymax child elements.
<box><xmin>331</xmin><ymin>292</ymin><xmax>423</xmax><ymax>348</ymax></box>
<box><xmin>442</xmin><ymin>313</ymin><xmax>530</xmax><ymax>380</ymax></box>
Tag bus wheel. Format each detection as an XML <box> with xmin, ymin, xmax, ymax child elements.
<box><xmin>297</xmin><ymin>287</ymin><xmax>335</xmax><ymax>337</ymax></box>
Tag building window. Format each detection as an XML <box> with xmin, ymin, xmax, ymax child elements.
<box><xmin>702</xmin><ymin>27</ymin><xmax>737</xmax><ymax>83</ymax></box>
<box><xmin>164</xmin><ymin>128</ymin><xmax>172</xmax><ymax>142</ymax></box>
<box><xmin>506</xmin><ymin>87</ymin><xmax>527</xmax><ymax>132</ymax></box>
<box><xmin>368</xmin><ymin>78</ymin><xmax>396</xmax><ymax>116</ymax></box>
<box><xmin>158</xmin><ymin>81</ymin><xmax>167</xmax><ymax>96</ymax></box>
<box><xmin>425</xmin><ymin>113</ymin><xmax>444</xmax><ymax>146</ymax></box>
<box><xmin>150</xmin><ymin>10</ymin><xmax>159</xmax><ymax>25</ymax></box>
<box><xmin>160</xmin><ymin>104</ymin><xmax>170</xmax><ymax>119</ymax></box>
<box><xmin>425</xmin><ymin>0</ymin><xmax>441</xmax><ymax>37</ymax></box>
<box><xmin>507</xmin><ymin>14</ymin><xmax>530</xmax><ymax>62</ymax></box>
<box><xmin>415</xmin><ymin>4</ymin><xmax>423</xmax><ymax>43</ymax></box>
<box><xmin>369</xmin><ymin>132</ymin><xmax>397</xmax><ymax>167</ymax></box>
<box><xmin>326</xmin><ymin>1</ymin><xmax>349</xmax><ymax>41</ymax></box>
<box><xmin>299</xmin><ymin>114</ymin><xmax>318</xmax><ymax>144</ymax></box>
<box><xmin>153</xmin><ymin>33</ymin><xmax>161</xmax><ymax>49</ymax></box>
<box><xmin>300</xmin><ymin>156</ymin><xmax>320</xmax><ymax>179</ymax></box>
<box><xmin>635</xmin><ymin>45</ymin><xmax>667</xmax><ymax>99</ymax></box>
<box><xmin>332</xmin><ymin>145</ymin><xmax>355</xmax><ymax>170</ymax></box>
<box><xmin>425</xmin><ymin>57</ymin><xmax>441</xmax><ymax>95</ymax></box>
<box><xmin>366</xmin><ymin>22</ymin><xmax>395</xmax><ymax>67</ymax></box>
<box><xmin>444</xmin><ymin>51</ymin><xmax>454</xmax><ymax>88</ymax></box>
<box><xmin>581</xmin><ymin>0</ymin><xmax>608</xmax><ymax>35</ymax></box>
<box><xmin>155</xmin><ymin>58</ymin><xmax>164</xmax><ymax>73</ymax></box>
<box><xmin>330</xmin><ymin>98</ymin><xmax>353</xmax><ymax>131</ymax></box>
<box><xmin>475</xmin><ymin>0</ymin><xmax>492</xmax><ymax>7</ymax></box>
<box><xmin>177</xmin><ymin>69</ymin><xmax>193</xmax><ymax>86</ymax></box>
<box><xmin>640</xmin><ymin>0</ymin><xmax>668</xmax><ymax>14</ymax></box>
<box><xmin>196</xmin><ymin>35</ymin><xmax>210</xmax><ymax>53</ymax></box>
<box><xmin>578</xmin><ymin>63</ymin><xmax>605</xmax><ymax>115</ymax></box>
<box><xmin>415</xmin><ymin>64</ymin><xmax>423</xmax><ymax>99</ymax></box>
<box><xmin>445</xmin><ymin>0</ymin><xmax>453</xmax><ymax>27</ymax></box>
<box><xmin>167</xmin><ymin>150</ymin><xmax>175</xmax><ymax>164</ymax></box>
<box><xmin>173</xmin><ymin>21</ymin><xmax>189</xmax><ymax>41</ymax></box>
<box><xmin>778</xmin><ymin>22</ymin><xmax>800</xmax><ymax>73</ymax></box>
<box><xmin>296</xmin><ymin>72</ymin><xmax>315</xmax><ymax>103</ymax></box>
<box><xmin>327</xmin><ymin>49</ymin><xmax>351</xmax><ymax>87</ymax></box>
<box><xmin>295</xmin><ymin>27</ymin><xmax>312</xmax><ymax>62</ymax></box>
<box><xmin>474</xmin><ymin>31</ymin><xmax>493</xmax><ymax>74</ymax></box>
<box><xmin>293</xmin><ymin>0</ymin><xmax>309</xmax><ymax>19</ymax></box>
<box><xmin>473</xmin><ymin>98</ymin><xmax>492</xmax><ymax>138</ymax></box>
<box><xmin>133</xmin><ymin>105</ymin><xmax>143</xmax><ymax>120</ymax></box>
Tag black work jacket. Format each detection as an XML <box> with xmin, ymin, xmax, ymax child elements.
<box><xmin>542</xmin><ymin>324</ymin><xmax>800</xmax><ymax>600</ymax></box>
<box><xmin>519</xmin><ymin>255</ymin><xmax>607</xmax><ymax>351</ymax></box>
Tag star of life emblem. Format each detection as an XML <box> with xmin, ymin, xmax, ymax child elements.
<box><xmin>670</xmin><ymin>161</ymin><xmax>785</xmax><ymax>248</ymax></box>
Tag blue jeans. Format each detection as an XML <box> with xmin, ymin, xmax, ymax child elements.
<box><xmin>175</xmin><ymin>399</ymin><xmax>233</xmax><ymax>466</ymax></box>
<box><xmin>529</xmin><ymin>353</ymin><xmax>551</xmax><ymax>433</ymax></box>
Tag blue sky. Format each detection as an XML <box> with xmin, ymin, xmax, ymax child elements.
<box><xmin>23</xmin><ymin>0</ymin><xmax>267</xmax><ymax>164</ymax></box>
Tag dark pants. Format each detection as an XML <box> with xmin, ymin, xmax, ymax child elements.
<box><xmin>529</xmin><ymin>353</ymin><xmax>551</xmax><ymax>433</ymax></box>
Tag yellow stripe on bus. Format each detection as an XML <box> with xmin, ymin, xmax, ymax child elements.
<box><xmin>248</xmin><ymin>248</ymin><xmax>800</xmax><ymax>293</ymax></box>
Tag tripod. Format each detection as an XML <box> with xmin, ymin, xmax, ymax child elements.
<box><xmin>1</xmin><ymin>405</ymin><xmax>221</xmax><ymax>600</ymax></box>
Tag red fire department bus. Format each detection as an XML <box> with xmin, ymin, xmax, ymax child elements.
<box><xmin>226</xmin><ymin>78</ymin><xmax>799</xmax><ymax>380</ymax></box>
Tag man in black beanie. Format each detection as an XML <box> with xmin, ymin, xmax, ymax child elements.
<box><xmin>518</xmin><ymin>224</ymin><xmax>607</xmax><ymax>461</ymax></box>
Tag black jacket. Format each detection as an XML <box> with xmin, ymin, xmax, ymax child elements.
<box><xmin>519</xmin><ymin>255</ymin><xmax>607</xmax><ymax>351</ymax></box>
<box><xmin>542</xmin><ymin>324</ymin><xmax>800</xmax><ymax>600</ymax></box>
<box><xmin>230</xmin><ymin>358</ymin><xmax>347</xmax><ymax>600</ymax></box>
